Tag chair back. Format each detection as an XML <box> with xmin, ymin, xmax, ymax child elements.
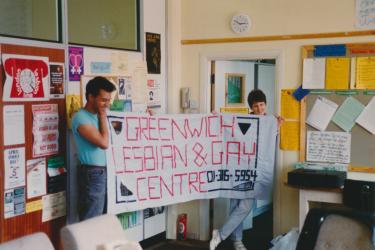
<box><xmin>296</xmin><ymin>208</ymin><xmax>375</xmax><ymax>250</ymax></box>
<box><xmin>0</xmin><ymin>232</ymin><xmax>54</xmax><ymax>250</ymax></box>
<box><xmin>60</xmin><ymin>214</ymin><xmax>126</xmax><ymax>250</ymax></box>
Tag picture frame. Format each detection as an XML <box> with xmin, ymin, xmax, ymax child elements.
<box><xmin>225</xmin><ymin>73</ymin><xmax>246</xmax><ymax>106</ymax></box>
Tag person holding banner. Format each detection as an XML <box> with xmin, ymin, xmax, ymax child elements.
<box><xmin>210</xmin><ymin>89</ymin><xmax>283</xmax><ymax>250</ymax></box>
<box><xmin>72</xmin><ymin>76</ymin><xmax>116</xmax><ymax>220</ymax></box>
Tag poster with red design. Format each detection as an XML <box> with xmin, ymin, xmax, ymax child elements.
<box><xmin>2</xmin><ymin>54</ymin><xmax>50</xmax><ymax>101</ymax></box>
<box><xmin>32</xmin><ymin>104</ymin><xmax>59</xmax><ymax>158</ymax></box>
<box><xmin>106</xmin><ymin>113</ymin><xmax>278</xmax><ymax>213</ymax></box>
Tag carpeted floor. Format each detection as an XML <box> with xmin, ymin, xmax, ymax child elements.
<box><xmin>145</xmin><ymin>209</ymin><xmax>273</xmax><ymax>250</ymax></box>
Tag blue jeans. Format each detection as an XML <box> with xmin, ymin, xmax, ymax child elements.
<box><xmin>219</xmin><ymin>198</ymin><xmax>255</xmax><ymax>241</ymax></box>
<box><xmin>78</xmin><ymin>165</ymin><xmax>107</xmax><ymax>221</ymax></box>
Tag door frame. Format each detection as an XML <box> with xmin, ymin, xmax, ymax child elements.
<box><xmin>198</xmin><ymin>49</ymin><xmax>285</xmax><ymax>237</ymax></box>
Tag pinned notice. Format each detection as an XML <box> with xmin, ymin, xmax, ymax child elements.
<box><xmin>325</xmin><ymin>57</ymin><xmax>350</xmax><ymax>90</ymax></box>
<box><xmin>281</xmin><ymin>89</ymin><xmax>300</xmax><ymax>119</ymax></box>
<box><xmin>356</xmin><ymin>57</ymin><xmax>375</xmax><ymax>89</ymax></box>
<box><xmin>332</xmin><ymin>96</ymin><xmax>364</xmax><ymax>132</ymax></box>
<box><xmin>302</xmin><ymin>58</ymin><xmax>326</xmax><ymax>89</ymax></box>
<box><xmin>307</xmin><ymin>131</ymin><xmax>351</xmax><ymax>164</ymax></box>
<box><xmin>306</xmin><ymin>96</ymin><xmax>338</xmax><ymax>131</ymax></box>
<box><xmin>3</xmin><ymin>105</ymin><xmax>25</xmax><ymax>146</ymax></box>
<box><xmin>356</xmin><ymin>96</ymin><xmax>375</xmax><ymax>134</ymax></box>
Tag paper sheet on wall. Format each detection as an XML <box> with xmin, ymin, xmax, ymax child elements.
<box><xmin>49</xmin><ymin>62</ymin><xmax>65</xmax><ymax>98</ymax></box>
<box><xmin>132</xmin><ymin>61</ymin><xmax>148</xmax><ymax>104</ymax></box>
<box><xmin>307</xmin><ymin>131</ymin><xmax>351</xmax><ymax>164</ymax></box>
<box><xmin>332</xmin><ymin>96</ymin><xmax>365</xmax><ymax>132</ymax></box>
<box><xmin>356</xmin><ymin>96</ymin><xmax>375</xmax><ymax>134</ymax></box>
<box><xmin>147</xmin><ymin>79</ymin><xmax>161</xmax><ymax>108</ymax></box>
<box><xmin>350</xmin><ymin>58</ymin><xmax>356</xmax><ymax>89</ymax></box>
<box><xmin>2</xmin><ymin>54</ymin><xmax>50</xmax><ymax>101</ymax></box>
<box><xmin>355</xmin><ymin>57</ymin><xmax>375</xmax><ymax>89</ymax></box>
<box><xmin>118</xmin><ymin>76</ymin><xmax>132</xmax><ymax>100</ymax></box>
<box><xmin>356</xmin><ymin>0</ymin><xmax>375</xmax><ymax>29</ymax></box>
<box><xmin>306</xmin><ymin>96</ymin><xmax>338</xmax><ymax>131</ymax></box>
<box><xmin>27</xmin><ymin>158</ymin><xmax>47</xmax><ymax>199</ymax></box>
<box><xmin>42</xmin><ymin>191</ymin><xmax>66</xmax><ymax>222</ymax></box>
<box><xmin>280</xmin><ymin>121</ymin><xmax>300</xmax><ymax>151</ymax></box>
<box><xmin>4</xmin><ymin>147</ymin><xmax>25</xmax><ymax>189</ymax></box>
<box><xmin>66</xmin><ymin>94</ymin><xmax>81</xmax><ymax>129</ymax></box>
<box><xmin>32</xmin><ymin>104</ymin><xmax>59</xmax><ymax>157</ymax></box>
<box><xmin>4</xmin><ymin>187</ymin><xmax>25</xmax><ymax>219</ymax></box>
<box><xmin>3</xmin><ymin>105</ymin><xmax>25</xmax><ymax>146</ymax></box>
<box><xmin>302</xmin><ymin>58</ymin><xmax>326</xmax><ymax>89</ymax></box>
<box><xmin>281</xmin><ymin>89</ymin><xmax>300</xmax><ymax>119</ymax></box>
<box><xmin>26</xmin><ymin>199</ymin><xmax>43</xmax><ymax>213</ymax></box>
<box><xmin>111</xmin><ymin>53</ymin><xmax>129</xmax><ymax>75</ymax></box>
<box><xmin>325</xmin><ymin>57</ymin><xmax>350</xmax><ymax>89</ymax></box>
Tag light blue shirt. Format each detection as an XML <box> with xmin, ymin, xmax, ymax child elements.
<box><xmin>72</xmin><ymin>109</ymin><xmax>106</xmax><ymax>166</ymax></box>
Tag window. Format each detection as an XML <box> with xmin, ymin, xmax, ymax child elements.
<box><xmin>68</xmin><ymin>0</ymin><xmax>139</xmax><ymax>51</ymax></box>
<box><xmin>0</xmin><ymin>0</ymin><xmax>60</xmax><ymax>42</ymax></box>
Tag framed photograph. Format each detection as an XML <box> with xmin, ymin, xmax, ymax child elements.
<box><xmin>225</xmin><ymin>73</ymin><xmax>246</xmax><ymax>106</ymax></box>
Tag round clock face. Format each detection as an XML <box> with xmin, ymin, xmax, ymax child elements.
<box><xmin>231</xmin><ymin>14</ymin><xmax>251</xmax><ymax>34</ymax></box>
<box><xmin>19</xmin><ymin>69</ymin><xmax>37</xmax><ymax>94</ymax></box>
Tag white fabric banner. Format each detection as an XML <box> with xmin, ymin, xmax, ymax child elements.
<box><xmin>107</xmin><ymin>113</ymin><xmax>277</xmax><ymax>213</ymax></box>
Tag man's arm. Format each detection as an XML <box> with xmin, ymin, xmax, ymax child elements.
<box><xmin>77</xmin><ymin>112</ymin><xmax>109</xmax><ymax>149</ymax></box>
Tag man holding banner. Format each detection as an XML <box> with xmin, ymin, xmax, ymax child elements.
<box><xmin>210</xmin><ymin>89</ymin><xmax>284</xmax><ymax>250</ymax></box>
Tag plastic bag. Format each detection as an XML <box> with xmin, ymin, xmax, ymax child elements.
<box><xmin>269</xmin><ymin>227</ymin><xmax>299</xmax><ymax>250</ymax></box>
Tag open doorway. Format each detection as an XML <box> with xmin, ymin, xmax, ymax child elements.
<box><xmin>210</xmin><ymin>58</ymin><xmax>276</xmax><ymax>250</ymax></box>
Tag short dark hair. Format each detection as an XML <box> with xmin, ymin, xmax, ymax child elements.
<box><xmin>247</xmin><ymin>89</ymin><xmax>267</xmax><ymax>107</ymax></box>
<box><xmin>85</xmin><ymin>76</ymin><xmax>116</xmax><ymax>100</ymax></box>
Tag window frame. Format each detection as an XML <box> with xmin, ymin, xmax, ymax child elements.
<box><xmin>0</xmin><ymin>0</ymin><xmax>63</xmax><ymax>43</ymax></box>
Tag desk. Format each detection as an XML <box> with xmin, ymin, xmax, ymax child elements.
<box><xmin>299</xmin><ymin>188</ymin><xmax>343</xmax><ymax>230</ymax></box>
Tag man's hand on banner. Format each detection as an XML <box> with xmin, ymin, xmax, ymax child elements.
<box><xmin>146</xmin><ymin>108</ymin><xmax>155</xmax><ymax>116</ymax></box>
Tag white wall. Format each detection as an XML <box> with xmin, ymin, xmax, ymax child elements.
<box><xmin>143</xmin><ymin>0</ymin><xmax>167</xmax><ymax>114</ymax></box>
<box><xmin>166</xmin><ymin>0</ymin><xmax>375</xmax><ymax>236</ymax></box>
<box><xmin>258</xmin><ymin>64</ymin><xmax>276</xmax><ymax>115</ymax></box>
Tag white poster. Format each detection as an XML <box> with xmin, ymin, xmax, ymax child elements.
<box><xmin>356</xmin><ymin>96</ymin><xmax>375</xmax><ymax>134</ymax></box>
<box><xmin>307</xmin><ymin>131</ymin><xmax>351</xmax><ymax>164</ymax></box>
<box><xmin>132</xmin><ymin>61</ymin><xmax>148</xmax><ymax>105</ymax></box>
<box><xmin>118</xmin><ymin>76</ymin><xmax>132</xmax><ymax>100</ymax></box>
<box><xmin>32</xmin><ymin>104</ymin><xmax>59</xmax><ymax>157</ymax></box>
<box><xmin>27</xmin><ymin>158</ymin><xmax>47</xmax><ymax>199</ymax></box>
<box><xmin>356</xmin><ymin>0</ymin><xmax>375</xmax><ymax>29</ymax></box>
<box><xmin>4</xmin><ymin>147</ymin><xmax>25</xmax><ymax>189</ymax></box>
<box><xmin>147</xmin><ymin>79</ymin><xmax>161</xmax><ymax>108</ymax></box>
<box><xmin>3</xmin><ymin>105</ymin><xmax>25</xmax><ymax>146</ymax></box>
<box><xmin>306</xmin><ymin>96</ymin><xmax>338</xmax><ymax>131</ymax></box>
<box><xmin>107</xmin><ymin>113</ymin><xmax>278</xmax><ymax>213</ymax></box>
<box><xmin>4</xmin><ymin>189</ymin><xmax>14</xmax><ymax>218</ymax></box>
<box><xmin>42</xmin><ymin>191</ymin><xmax>66</xmax><ymax>222</ymax></box>
<box><xmin>302</xmin><ymin>58</ymin><xmax>326</xmax><ymax>89</ymax></box>
<box><xmin>2</xmin><ymin>54</ymin><xmax>50</xmax><ymax>101</ymax></box>
<box><xmin>4</xmin><ymin>187</ymin><xmax>25</xmax><ymax>218</ymax></box>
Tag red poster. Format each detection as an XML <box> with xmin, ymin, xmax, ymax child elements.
<box><xmin>2</xmin><ymin>54</ymin><xmax>50</xmax><ymax>101</ymax></box>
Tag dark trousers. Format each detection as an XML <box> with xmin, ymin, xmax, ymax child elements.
<box><xmin>78</xmin><ymin>165</ymin><xmax>107</xmax><ymax>221</ymax></box>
